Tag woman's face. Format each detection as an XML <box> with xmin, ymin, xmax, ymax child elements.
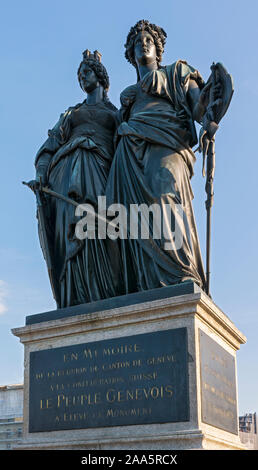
<box><xmin>134</xmin><ymin>31</ymin><xmax>157</xmax><ymax>67</ymax></box>
<box><xmin>79</xmin><ymin>64</ymin><xmax>99</xmax><ymax>93</ymax></box>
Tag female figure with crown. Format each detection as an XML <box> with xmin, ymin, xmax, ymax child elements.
<box><xmin>106</xmin><ymin>20</ymin><xmax>208</xmax><ymax>293</ymax></box>
<box><xmin>28</xmin><ymin>50</ymin><xmax>122</xmax><ymax>308</ymax></box>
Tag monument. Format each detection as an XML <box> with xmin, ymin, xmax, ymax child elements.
<box><xmin>13</xmin><ymin>20</ymin><xmax>246</xmax><ymax>450</ymax></box>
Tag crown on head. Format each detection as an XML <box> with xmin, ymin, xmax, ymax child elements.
<box><xmin>82</xmin><ymin>49</ymin><xmax>102</xmax><ymax>63</ymax></box>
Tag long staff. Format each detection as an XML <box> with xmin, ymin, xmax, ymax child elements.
<box><xmin>200</xmin><ymin>62</ymin><xmax>234</xmax><ymax>296</ymax></box>
<box><xmin>205</xmin><ymin>139</ymin><xmax>215</xmax><ymax>296</ymax></box>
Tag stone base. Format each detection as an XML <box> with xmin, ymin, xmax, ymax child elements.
<box><xmin>12</xmin><ymin>283</ymin><xmax>246</xmax><ymax>450</ymax></box>
<box><xmin>11</xmin><ymin>430</ymin><xmax>245</xmax><ymax>451</ymax></box>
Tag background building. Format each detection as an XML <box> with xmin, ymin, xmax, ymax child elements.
<box><xmin>239</xmin><ymin>412</ymin><xmax>258</xmax><ymax>450</ymax></box>
<box><xmin>0</xmin><ymin>384</ymin><xmax>23</xmax><ymax>450</ymax></box>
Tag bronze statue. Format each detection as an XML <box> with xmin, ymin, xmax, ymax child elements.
<box><xmin>27</xmin><ymin>50</ymin><xmax>122</xmax><ymax>308</ymax></box>
<box><xmin>106</xmin><ymin>20</ymin><xmax>232</xmax><ymax>295</ymax></box>
<box><xmin>25</xmin><ymin>23</ymin><xmax>233</xmax><ymax>308</ymax></box>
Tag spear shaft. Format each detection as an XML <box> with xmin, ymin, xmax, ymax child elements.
<box><xmin>205</xmin><ymin>139</ymin><xmax>215</xmax><ymax>297</ymax></box>
<box><xmin>202</xmin><ymin>63</ymin><xmax>219</xmax><ymax>297</ymax></box>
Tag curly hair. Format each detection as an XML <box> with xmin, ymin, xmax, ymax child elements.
<box><xmin>125</xmin><ymin>20</ymin><xmax>167</xmax><ymax>70</ymax></box>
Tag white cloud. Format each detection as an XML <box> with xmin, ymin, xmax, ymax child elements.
<box><xmin>0</xmin><ymin>280</ymin><xmax>8</xmax><ymax>315</ymax></box>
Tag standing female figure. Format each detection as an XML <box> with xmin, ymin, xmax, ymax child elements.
<box><xmin>29</xmin><ymin>50</ymin><xmax>122</xmax><ymax>307</ymax></box>
<box><xmin>106</xmin><ymin>20</ymin><xmax>207</xmax><ymax>293</ymax></box>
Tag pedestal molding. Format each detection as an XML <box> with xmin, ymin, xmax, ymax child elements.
<box><xmin>12</xmin><ymin>292</ymin><xmax>246</xmax><ymax>351</ymax></box>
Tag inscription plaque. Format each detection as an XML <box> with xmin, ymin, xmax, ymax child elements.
<box><xmin>199</xmin><ymin>330</ymin><xmax>238</xmax><ymax>434</ymax></box>
<box><xmin>29</xmin><ymin>328</ymin><xmax>189</xmax><ymax>432</ymax></box>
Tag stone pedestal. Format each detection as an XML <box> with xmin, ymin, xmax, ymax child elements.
<box><xmin>12</xmin><ymin>283</ymin><xmax>246</xmax><ymax>450</ymax></box>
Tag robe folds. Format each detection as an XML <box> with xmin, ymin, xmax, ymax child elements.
<box><xmin>106</xmin><ymin>61</ymin><xmax>206</xmax><ymax>293</ymax></box>
<box><xmin>35</xmin><ymin>101</ymin><xmax>122</xmax><ymax>307</ymax></box>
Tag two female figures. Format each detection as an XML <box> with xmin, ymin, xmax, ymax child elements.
<box><xmin>32</xmin><ymin>20</ymin><xmax>207</xmax><ymax>308</ymax></box>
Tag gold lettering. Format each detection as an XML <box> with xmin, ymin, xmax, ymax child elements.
<box><xmin>102</xmin><ymin>360</ymin><xmax>131</xmax><ymax>371</ymax></box>
<box><xmin>40</xmin><ymin>398</ymin><xmax>53</xmax><ymax>410</ymax></box>
<box><xmin>203</xmin><ymin>382</ymin><xmax>236</xmax><ymax>405</ymax></box>
<box><xmin>103</xmin><ymin>343</ymin><xmax>142</xmax><ymax>356</ymax></box>
<box><xmin>47</xmin><ymin>371</ymin><xmax>55</xmax><ymax>378</ymax></box>
<box><xmin>83</xmin><ymin>349</ymin><xmax>98</xmax><ymax>359</ymax></box>
<box><xmin>150</xmin><ymin>387</ymin><xmax>159</xmax><ymax>399</ymax></box>
<box><xmin>117</xmin><ymin>390</ymin><xmax>125</xmax><ymax>402</ymax></box>
<box><xmin>146</xmin><ymin>354</ymin><xmax>176</xmax><ymax>366</ymax></box>
<box><xmin>132</xmin><ymin>359</ymin><xmax>142</xmax><ymax>366</ymax></box>
<box><xmin>63</xmin><ymin>349</ymin><xmax>98</xmax><ymax>363</ymax></box>
<box><xmin>129</xmin><ymin>371</ymin><xmax>158</xmax><ymax>382</ymax></box>
<box><xmin>165</xmin><ymin>385</ymin><xmax>173</xmax><ymax>397</ymax></box>
<box><xmin>204</xmin><ymin>364</ymin><xmax>235</xmax><ymax>389</ymax></box>
<box><xmin>106</xmin><ymin>407</ymin><xmax>152</xmax><ymax>418</ymax></box>
<box><xmin>57</xmin><ymin>394</ymin><xmax>67</xmax><ymax>408</ymax></box>
<box><xmin>211</xmin><ymin>353</ymin><xmax>227</xmax><ymax>368</ymax></box>
<box><xmin>136</xmin><ymin>388</ymin><xmax>143</xmax><ymax>400</ymax></box>
<box><xmin>54</xmin><ymin>412</ymin><xmax>88</xmax><ymax>423</ymax></box>
<box><xmin>56</xmin><ymin>392</ymin><xmax>102</xmax><ymax>408</ymax></box>
<box><xmin>57</xmin><ymin>367</ymin><xmax>87</xmax><ymax>376</ymax></box>
<box><xmin>50</xmin><ymin>383</ymin><xmax>65</xmax><ymax>392</ymax></box>
<box><xmin>35</xmin><ymin>372</ymin><xmax>44</xmax><ymax>380</ymax></box>
<box><xmin>105</xmin><ymin>385</ymin><xmax>174</xmax><ymax>404</ymax></box>
<box><xmin>126</xmin><ymin>390</ymin><xmax>134</xmax><ymax>400</ymax></box>
<box><xmin>210</xmin><ymin>404</ymin><xmax>234</xmax><ymax>420</ymax></box>
<box><xmin>94</xmin><ymin>392</ymin><xmax>101</xmax><ymax>404</ymax></box>
<box><xmin>106</xmin><ymin>389</ymin><xmax>116</xmax><ymax>403</ymax></box>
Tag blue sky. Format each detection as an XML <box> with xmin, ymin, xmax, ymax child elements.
<box><xmin>0</xmin><ymin>0</ymin><xmax>257</xmax><ymax>416</ymax></box>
